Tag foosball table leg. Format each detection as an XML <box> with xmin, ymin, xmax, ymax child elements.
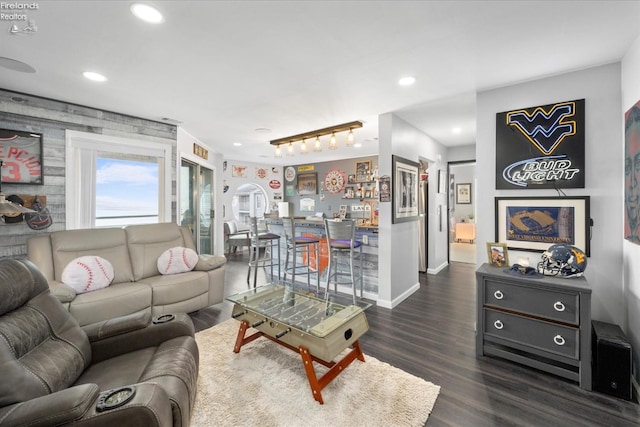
<box><xmin>299</xmin><ymin>341</ymin><xmax>366</xmax><ymax>405</ymax></box>
<box><xmin>300</xmin><ymin>347</ymin><xmax>325</xmax><ymax>404</ymax></box>
<box><xmin>233</xmin><ymin>320</ymin><xmax>263</xmax><ymax>353</ymax></box>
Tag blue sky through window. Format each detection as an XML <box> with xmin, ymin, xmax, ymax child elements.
<box><xmin>96</xmin><ymin>157</ymin><xmax>159</xmax><ymax>226</ymax></box>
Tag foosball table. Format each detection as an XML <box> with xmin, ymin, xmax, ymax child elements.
<box><xmin>227</xmin><ymin>283</ymin><xmax>370</xmax><ymax>404</ymax></box>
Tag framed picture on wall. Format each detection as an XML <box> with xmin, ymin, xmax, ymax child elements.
<box><xmin>495</xmin><ymin>196</ymin><xmax>590</xmax><ymax>255</ymax></box>
<box><xmin>355</xmin><ymin>160</ymin><xmax>372</xmax><ymax>182</ymax></box>
<box><xmin>456</xmin><ymin>183</ymin><xmax>472</xmax><ymax>204</ymax></box>
<box><xmin>296</xmin><ymin>172</ymin><xmax>317</xmax><ymax>195</ymax></box>
<box><xmin>625</xmin><ymin>100</ymin><xmax>640</xmax><ymax>244</ymax></box>
<box><xmin>392</xmin><ymin>155</ymin><xmax>419</xmax><ymax>223</ymax></box>
<box><xmin>0</xmin><ymin>128</ymin><xmax>43</xmax><ymax>184</ymax></box>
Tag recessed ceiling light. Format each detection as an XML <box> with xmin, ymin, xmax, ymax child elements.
<box><xmin>233</xmin><ymin>142</ymin><xmax>242</xmax><ymax>146</ymax></box>
<box><xmin>452</xmin><ymin>127</ymin><xmax>462</xmax><ymax>134</ymax></box>
<box><xmin>130</xmin><ymin>3</ymin><xmax>164</xmax><ymax>23</ymax></box>
<box><xmin>83</xmin><ymin>71</ymin><xmax>107</xmax><ymax>82</ymax></box>
<box><xmin>354</xmin><ymin>143</ymin><xmax>362</xmax><ymax>148</ymax></box>
<box><xmin>398</xmin><ymin>76</ymin><xmax>416</xmax><ymax>86</ymax></box>
<box><xmin>254</xmin><ymin>128</ymin><xmax>272</xmax><ymax>133</ymax></box>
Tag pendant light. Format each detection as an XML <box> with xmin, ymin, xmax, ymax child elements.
<box><xmin>328</xmin><ymin>132</ymin><xmax>338</xmax><ymax>150</ymax></box>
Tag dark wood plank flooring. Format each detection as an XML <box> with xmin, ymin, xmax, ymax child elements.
<box><xmin>190</xmin><ymin>254</ymin><xmax>640</xmax><ymax>426</ymax></box>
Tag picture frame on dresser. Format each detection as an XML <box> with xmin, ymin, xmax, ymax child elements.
<box><xmin>495</xmin><ymin>196</ymin><xmax>590</xmax><ymax>256</ymax></box>
<box><xmin>0</xmin><ymin>128</ymin><xmax>44</xmax><ymax>184</ymax></box>
<box><xmin>486</xmin><ymin>242</ymin><xmax>509</xmax><ymax>268</ymax></box>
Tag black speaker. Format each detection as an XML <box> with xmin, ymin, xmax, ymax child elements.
<box><xmin>591</xmin><ymin>320</ymin><xmax>633</xmax><ymax>401</ymax></box>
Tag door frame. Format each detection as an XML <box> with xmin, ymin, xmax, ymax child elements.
<box><xmin>179</xmin><ymin>157</ymin><xmax>216</xmax><ymax>254</ymax></box>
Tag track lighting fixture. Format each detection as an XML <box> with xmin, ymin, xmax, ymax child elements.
<box><xmin>270</xmin><ymin>120</ymin><xmax>363</xmax><ymax>158</ymax></box>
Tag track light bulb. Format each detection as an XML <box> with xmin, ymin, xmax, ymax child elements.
<box><xmin>287</xmin><ymin>142</ymin><xmax>294</xmax><ymax>156</ymax></box>
<box><xmin>313</xmin><ymin>136</ymin><xmax>322</xmax><ymax>152</ymax></box>
<box><xmin>300</xmin><ymin>139</ymin><xmax>308</xmax><ymax>154</ymax></box>
<box><xmin>275</xmin><ymin>145</ymin><xmax>282</xmax><ymax>158</ymax></box>
<box><xmin>329</xmin><ymin>132</ymin><xmax>338</xmax><ymax>150</ymax></box>
<box><xmin>346</xmin><ymin>128</ymin><xmax>355</xmax><ymax>147</ymax></box>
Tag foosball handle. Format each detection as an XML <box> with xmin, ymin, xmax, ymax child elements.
<box><xmin>251</xmin><ymin>319</ymin><xmax>266</xmax><ymax>328</ymax></box>
<box><xmin>275</xmin><ymin>328</ymin><xmax>291</xmax><ymax>339</ymax></box>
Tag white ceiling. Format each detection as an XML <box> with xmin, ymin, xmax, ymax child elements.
<box><xmin>2</xmin><ymin>1</ymin><xmax>639</xmax><ymax>165</ymax></box>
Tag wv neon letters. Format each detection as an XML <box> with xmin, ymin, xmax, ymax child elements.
<box><xmin>507</xmin><ymin>101</ymin><xmax>576</xmax><ymax>155</ymax></box>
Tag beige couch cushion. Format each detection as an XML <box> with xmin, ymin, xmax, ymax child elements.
<box><xmin>138</xmin><ymin>271</ymin><xmax>209</xmax><ymax>306</ymax></box>
<box><xmin>126</xmin><ymin>223</ymin><xmax>194</xmax><ymax>281</ymax></box>
<box><xmin>69</xmin><ymin>281</ymin><xmax>152</xmax><ymax>326</ymax></box>
<box><xmin>51</xmin><ymin>228</ymin><xmax>134</xmax><ymax>284</ymax></box>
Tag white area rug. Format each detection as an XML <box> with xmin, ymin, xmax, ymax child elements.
<box><xmin>192</xmin><ymin>319</ymin><xmax>440</xmax><ymax>427</ymax></box>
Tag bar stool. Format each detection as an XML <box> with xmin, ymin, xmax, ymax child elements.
<box><xmin>324</xmin><ymin>218</ymin><xmax>363</xmax><ymax>304</ymax></box>
<box><xmin>282</xmin><ymin>217</ymin><xmax>320</xmax><ymax>292</ymax></box>
<box><xmin>246</xmin><ymin>217</ymin><xmax>281</xmax><ymax>287</ymax></box>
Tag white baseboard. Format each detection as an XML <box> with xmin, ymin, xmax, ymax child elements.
<box><xmin>376</xmin><ymin>282</ymin><xmax>420</xmax><ymax>309</ymax></box>
<box><xmin>427</xmin><ymin>261</ymin><xmax>448</xmax><ymax>275</ymax></box>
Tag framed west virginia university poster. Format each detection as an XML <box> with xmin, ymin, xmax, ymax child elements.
<box><xmin>0</xmin><ymin>129</ymin><xmax>43</xmax><ymax>184</ymax></box>
<box><xmin>495</xmin><ymin>196</ymin><xmax>590</xmax><ymax>256</ymax></box>
<box><xmin>496</xmin><ymin>99</ymin><xmax>585</xmax><ymax>189</ymax></box>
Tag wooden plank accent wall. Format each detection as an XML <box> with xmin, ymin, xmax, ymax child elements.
<box><xmin>0</xmin><ymin>89</ymin><xmax>177</xmax><ymax>259</ymax></box>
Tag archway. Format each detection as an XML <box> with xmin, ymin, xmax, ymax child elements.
<box><xmin>231</xmin><ymin>183</ymin><xmax>269</xmax><ymax>227</ymax></box>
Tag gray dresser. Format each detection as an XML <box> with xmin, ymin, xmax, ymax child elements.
<box><xmin>476</xmin><ymin>263</ymin><xmax>592</xmax><ymax>389</ymax></box>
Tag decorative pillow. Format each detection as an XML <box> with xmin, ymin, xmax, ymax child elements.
<box><xmin>61</xmin><ymin>256</ymin><xmax>115</xmax><ymax>294</ymax></box>
<box><xmin>157</xmin><ymin>246</ymin><xmax>198</xmax><ymax>275</ymax></box>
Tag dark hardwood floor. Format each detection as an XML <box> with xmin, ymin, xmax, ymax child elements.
<box><xmin>190</xmin><ymin>254</ymin><xmax>640</xmax><ymax>426</ymax></box>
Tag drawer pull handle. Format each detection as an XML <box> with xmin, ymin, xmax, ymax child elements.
<box><xmin>494</xmin><ymin>290</ymin><xmax>504</xmax><ymax>300</ymax></box>
<box><xmin>494</xmin><ymin>320</ymin><xmax>504</xmax><ymax>330</ymax></box>
<box><xmin>554</xmin><ymin>335</ymin><xmax>566</xmax><ymax>346</ymax></box>
<box><xmin>553</xmin><ymin>301</ymin><xmax>566</xmax><ymax>312</ymax></box>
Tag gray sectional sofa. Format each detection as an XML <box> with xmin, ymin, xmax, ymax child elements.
<box><xmin>27</xmin><ymin>222</ymin><xmax>226</xmax><ymax>326</ymax></box>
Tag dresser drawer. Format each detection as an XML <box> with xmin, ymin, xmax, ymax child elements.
<box><xmin>484</xmin><ymin>308</ymin><xmax>579</xmax><ymax>359</ymax></box>
<box><xmin>484</xmin><ymin>279</ymin><xmax>579</xmax><ymax>325</ymax></box>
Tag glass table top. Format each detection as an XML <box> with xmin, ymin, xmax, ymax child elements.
<box><xmin>226</xmin><ymin>282</ymin><xmax>371</xmax><ymax>338</ymax></box>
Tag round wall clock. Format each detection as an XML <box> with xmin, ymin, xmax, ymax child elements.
<box><xmin>324</xmin><ymin>169</ymin><xmax>346</xmax><ymax>193</ymax></box>
<box><xmin>284</xmin><ymin>166</ymin><xmax>296</xmax><ymax>182</ymax></box>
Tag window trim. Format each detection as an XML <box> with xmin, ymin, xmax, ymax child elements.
<box><xmin>65</xmin><ymin>130</ymin><xmax>172</xmax><ymax>229</ymax></box>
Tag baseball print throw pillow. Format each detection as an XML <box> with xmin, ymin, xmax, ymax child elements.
<box><xmin>62</xmin><ymin>256</ymin><xmax>115</xmax><ymax>294</ymax></box>
<box><xmin>157</xmin><ymin>246</ymin><xmax>198</xmax><ymax>275</ymax></box>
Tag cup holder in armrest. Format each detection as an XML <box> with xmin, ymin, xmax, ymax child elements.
<box><xmin>152</xmin><ymin>314</ymin><xmax>176</xmax><ymax>324</ymax></box>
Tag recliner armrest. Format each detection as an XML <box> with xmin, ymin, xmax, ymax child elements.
<box><xmin>83</xmin><ymin>311</ymin><xmax>152</xmax><ymax>342</ymax></box>
<box><xmin>49</xmin><ymin>280</ymin><xmax>76</xmax><ymax>303</ymax></box>
<box><xmin>88</xmin><ymin>312</ymin><xmax>195</xmax><ymax>363</ymax></box>
<box><xmin>0</xmin><ymin>383</ymin><xmax>100</xmax><ymax>427</ymax></box>
<box><xmin>0</xmin><ymin>383</ymin><xmax>173</xmax><ymax>427</ymax></box>
<box><xmin>195</xmin><ymin>254</ymin><xmax>227</xmax><ymax>271</ymax></box>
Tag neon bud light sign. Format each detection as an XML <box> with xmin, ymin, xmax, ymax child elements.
<box><xmin>495</xmin><ymin>99</ymin><xmax>585</xmax><ymax>189</ymax></box>
<box><xmin>503</xmin><ymin>155</ymin><xmax>580</xmax><ymax>187</ymax></box>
